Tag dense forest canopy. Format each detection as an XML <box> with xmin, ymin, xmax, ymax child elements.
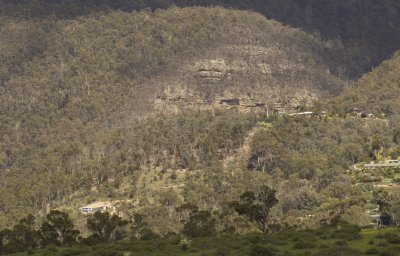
<box><xmin>327</xmin><ymin>50</ymin><xmax>400</xmax><ymax>125</ymax></box>
<box><xmin>2</xmin><ymin>0</ymin><xmax>400</xmax><ymax>77</ymax></box>
<box><xmin>1</xmin><ymin>1</ymin><xmax>400</xmax><ymax>254</ymax></box>
<box><xmin>0</xmin><ymin>4</ymin><xmax>350</xmax><ymax>227</ymax></box>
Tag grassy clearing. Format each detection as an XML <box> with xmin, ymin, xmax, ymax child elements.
<box><xmin>10</xmin><ymin>227</ymin><xmax>400</xmax><ymax>256</ymax></box>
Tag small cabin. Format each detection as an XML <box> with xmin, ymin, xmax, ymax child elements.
<box><xmin>288</xmin><ymin>111</ymin><xmax>314</xmax><ymax>118</ymax></box>
<box><xmin>80</xmin><ymin>201</ymin><xmax>113</xmax><ymax>214</ymax></box>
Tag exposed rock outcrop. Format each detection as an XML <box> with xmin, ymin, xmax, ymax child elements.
<box><xmin>196</xmin><ymin>59</ymin><xmax>228</xmax><ymax>80</ymax></box>
<box><xmin>154</xmin><ymin>42</ymin><xmax>323</xmax><ymax>115</ymax></box>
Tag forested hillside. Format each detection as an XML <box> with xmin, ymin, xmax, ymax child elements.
<box><xmin>0</xmin><ymin>6</ymin><xmax>346</xmax><ymax>226</ymax></box>
<box><xmin>2</xmin><ymin>0</ymin><xmax>400</xmax><ymax>77</ymax></box>
<box><xmin>328</xmin><ymin>50</ymin><xmax>400</xmax><ymax>125</ymax></box>
<box><xmin>1</xmin><ymin>1</ymin><xmax>400</xmax><ymax>253</ymax></box>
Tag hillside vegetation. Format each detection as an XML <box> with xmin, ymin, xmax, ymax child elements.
<box><xmin>328</xmin><ymin>50</ymin><xmax>400</xmax><ymax>125</ymax></box>
<box><xmin>2</xmin><ymin>0</ymin><xmax>400</xmax><ymax>77</ymax></box>
<box><xmin>7</xmin><ymin>227</ymin><xmax>400</xmax><ymax>256</ymax></box>
<box><xmin>0</xmin><ymin>6</ymin><xmax>346</xmax><ymax>226</ymax></box>
<box><xmin>2</xmin><ymin>2</ymin><xmax>400</xmax><ymax>255</ymax></box>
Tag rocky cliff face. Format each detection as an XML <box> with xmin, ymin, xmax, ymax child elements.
<box><xmin>153</xmin><ymin>43</ymin><xmax>335</xmax><ymax>114</ymax></box>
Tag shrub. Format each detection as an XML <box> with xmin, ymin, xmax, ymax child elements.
<box><xmin>213</xmin><ymin>248</ymin><xmax>229</xmax><ymax>256</ymax></box>
<box><xmin>45</xmin><ymin>244</ymin><xmax>58</xmax><ymax>253</ymax></box>
<box><xmin>179</xmin><ymin>238</ymin><xmax>192</xmax><ymax>251</ymax></box>
<box><xmin>171</xmin><ymin>171</ymin><xmax>177</xmax><ymax>180</ymax></box>
<box><xmin>331</xmin><ymin>224</ymin><xmax>361</xmax><ymax>240</ymax></box>
<box><xmin>140</xmin><ymin>229</ymin><xmax>160</xmax><ymax>240</ymax></box>
<box><xmin>379</xmin><ymin>251</ymin><xmax>397</xmax><ymax>256</ymax></box>
<box><xmin>171</xmin><ymin>236</ymin><xmax>182</xmax><ymax>245</ymax></box>
<box><xmin>335</xmin><ymin>240</ymin><xmax>347</xmax><ymax>246</ymax></box>
<box><xmin>97</xmin><ymin>250</ymin><xmax>122</xmax><ymax>256</ymax></box>
<box><xmin>377</xmin><ymin>241</ymin><xmax>388</xmax><ymax>247</ymax></box>
<box><xmin>249</xmin><ymin>245</ymin><xmax>275</xmax><ymax>256</ymax></box>
<box><xmin>383</xmin><ymin>233</ymin><xmax>400</xmax><ymax>244</ymax></box>
<box><xmin>293</xmin><ymin>241</ymin><xmax>316</xmax><ymax>249</ymax></box>
<box><xmin>292</xmin><ymin>236</ymin><xmax>299</xmax><ymax>242</ymax></box>
<box><xmin>314</xmin><ymin>246</ymin><xmax>363</xmax><ymax>256</ymax></box>
<box><xmin>365</xmin><ymin>248</ymin><xmax>380</xmax><ymax>254</ymax></box>
<box><xmin>246</xmin><ymin>233</ymin><xmax>263</xmax><ymax>244</ymax></box>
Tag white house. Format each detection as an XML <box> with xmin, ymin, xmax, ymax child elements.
<box><xmin>79</xmin><ymin>201</ymin><xmax>113</xmax><ymax>214</ymax></box>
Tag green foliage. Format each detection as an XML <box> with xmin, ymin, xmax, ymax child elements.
<box><xmin>230</xmin><ymin>186</ymin><xmax>278</xmax><ymax>233</ymax></box>
<box><xmin>328</xmin><ymin>51</ymin><xmax>400</xmax><ymax>125</ymax></box>
<box><xmin>373</xmin><ymin>189</ymin><xmax>391</xmax><ymax>213</ymax></box>
<box><xmin>40</xmin><ymin>210</ymin><xmax>80</xmax><ymax>247</ymax></box>
<box><xmin>249</xmin><ymin>244</ymin><xmax>275</xmax><ymax>256</ymax></box>
<box><xmin>178</xmin><ymin>238</ymin><xmax>191</xmax><ymax>251</ymax></box>
<box><xmin>249</xmin><ymin>117</ymin><xmax>393</xmax><ymax>176</ymax></box>
<box><xmin>2</xmin><ymin>0</ymin><xmax>399</xmax><ymax>77</ymax></box>
<box><xmin>1</xmin><ymin>0</ymin><xmax>400</xmax><ymax>248</ymax></box>
<box><xmin>293</xmin><ymin>240</ymin><xmax>316</xmax><ymax>249</ymax></box>
<box><xmin>381</xmin><ymin>232</ymin><xmax>400</xmax><ymax>244</ymax></box>
<box><xmin>0</xmin><ymin>215</ymin><xmax>39</xmax><ymax>254</ymax></box>
<box><xmin>130</xmin><ymin>213</ymin><xmax>150</xmax><ymax>239</ymax></box>
<box><xmin>176</xmin><ymin>204</ymin><xmax>216</xmax><ymax>238</ymax></box>
<box><xmin>0</xmin><ymin>6</ymin><xmax>399</xmax><ymax>256</ymax></box>
<box><xmin>85</xmin><ymin>211</ymin><xmax>128</xmax><ymax>244</ymax></box>
<box><xmin>170</xmin><ymin>171</ymin><xmax>177</xmax><ymax>180</ymax></box>
<box><xmin>8</xmin><ymin>226</ymin><xmax>399</xmax><ymax>256</ymax></box>
<box><xmin>314</xmin><ymin>246</ymin><xmax>363</xmax><ymax>256</ymax></box>
<box><xmin>331</xmin><ymin>224</ymin><xmax>362</xmax><ymax>240</ymax></box>
<box><xmin>182</xmin><ymin>210</ymin><xmax>216</xmax><ymax>238</ymax></box>
<box><xmin>1</xmin><ymin>5</ymin><xmax>270</xmax><ymax>225</ymax></box>
<box><xmin>138</xmin><ymin>229</ymin><xmax>160</xmax><ymax>241</ymax></box>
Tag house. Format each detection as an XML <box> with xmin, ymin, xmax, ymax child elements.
<box><xmin>79</xmin><ymin>201</ymin><xmax>113</xmax><ymax>214</ymax></box>
<box><xmin>288</xmin><ymin>111</ymin><xmax>314</xmax><ymax>117</ymax></box>
<box><xmin>369</xmin><ymin>213</ymin><xmax>392</xmax><ymax>226</ymax></box>
<box><xmin>364</xmin><ymin>160</ymin><xmax>400</xmax><ymax>168</ymax></box>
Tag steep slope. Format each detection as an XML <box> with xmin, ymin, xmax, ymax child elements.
<box><xmin>0</xmin><ymin>6</ymin><xmax>346</xmax><ymax>226</ymax></box>
<box><xmin>2</xmin><ymin>0</ymin><xmax>400</xmax><ymax>78</ymax></box>
<box><xmin>152</xmin><ymin>10</ymin><xmax>345</xmax><ymax>115</ymax></box>
<box><xmin>328</xmin><ymin>50</ymin><xmax>400</xmax><ymax>124</ymax></box>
